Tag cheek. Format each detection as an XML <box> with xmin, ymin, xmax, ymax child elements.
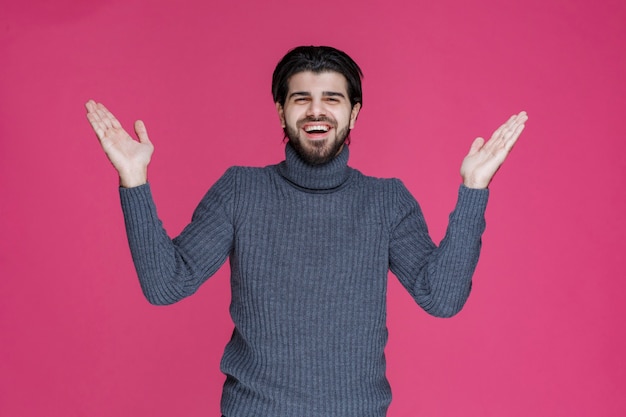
<box><xmin>283</xmin><ymin>109</ymin><xmax>298</xmax><ymax>124</ymax></box>
<box><xmin>292</xmin><ymin>113</ymin><xmax>309</xmax><ymax>128</ymax></box>
<box><xmin>343</xmin><ymin>111</ymin><xmax>354</xmax><ymax>126</ymax></box>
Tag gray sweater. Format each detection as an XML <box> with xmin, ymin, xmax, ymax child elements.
<box><xmin>119</xmin><ymin>144</ymin><xmax>489</xmax><ymax>417</ymax></box>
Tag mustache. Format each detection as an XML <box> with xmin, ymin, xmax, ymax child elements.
<box><xmin>297</xmin><ymin>116</ymin><xmax>336</xmax><ymax>127</ymax></box>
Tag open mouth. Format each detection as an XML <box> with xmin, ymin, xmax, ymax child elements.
<box><xmin>303</xmin><ymin>124</ymin><xmax>331</xmax><ymax>134</ymax></box>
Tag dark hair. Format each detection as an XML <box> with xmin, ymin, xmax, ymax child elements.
<box><xmin>272</xmin><ymin>46</ymin><xmax>363</xmax><ymax>108</ymax></box>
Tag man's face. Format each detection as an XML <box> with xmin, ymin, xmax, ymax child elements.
<box><xmin>276</xmin><ymin>71</ymin><xmax>361</xmax><ymax>165</ymax></box>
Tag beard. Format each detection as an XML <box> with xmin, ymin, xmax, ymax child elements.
<box><xmin>285</xmin><ymin>116</ymin><xmax>351</xmax><ymax>165</ymax></box>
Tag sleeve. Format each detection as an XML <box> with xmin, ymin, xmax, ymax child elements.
<box><xmin>388</xmin><ymin>181</ymin><xmax>489</xmax><ymax>317</ymax></box>
<box><xmin>118</xmin><ymin>167</ymin><xmax>237</xmax><ymax>305</ymax></box>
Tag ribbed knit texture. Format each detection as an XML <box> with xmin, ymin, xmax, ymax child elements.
<box><xmin>119</xmin><ymin>144</ymin><xmax>489</xmax><ymax>417</ymax></box>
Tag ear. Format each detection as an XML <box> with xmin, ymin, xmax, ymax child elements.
<box><xmin>275</xmin><ymin>102</ymin><xmax>286</xmax><ymax>128</ymax></box>
<box><xmin>349</xmin><ymin>103</ymin><xmax>361</xmax><ymax>129</ymax></box>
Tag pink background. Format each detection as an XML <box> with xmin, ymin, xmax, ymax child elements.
<box><xmin>1</xmin><ymin>0</ymin><xmax>625</xmax><ymax>416</ymax></box>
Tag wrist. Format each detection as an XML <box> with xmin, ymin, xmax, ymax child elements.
<box><xmin>462</xmin><ymin>177</ymin><xmax>489</xmax><ymax>189</ymax></box>
<box><xmin>118</xmin><ymin>168</ymin><xmax>148</xmax><ymax>188</ymax></box>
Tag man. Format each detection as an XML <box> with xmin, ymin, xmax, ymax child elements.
<box><xmin>86</xmin><ymin>46</ymin><xmax>527</xmax><ymax>417</ymax></box>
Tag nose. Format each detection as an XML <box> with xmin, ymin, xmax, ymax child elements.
<box><xmin>305</xmin><ymin>98</ymin><xmax>326</xmax><ymax>118</ymax></box>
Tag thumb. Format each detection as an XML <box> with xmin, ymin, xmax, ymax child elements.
<box><xmin>134</xmin><ymin>120</ymin><xmax>152</xmax><ymax>144</ymax></box>
<box><xmin>468</xmin><ymin>137</ymin><xmax>484</xmax><ymax>156</ymax></box>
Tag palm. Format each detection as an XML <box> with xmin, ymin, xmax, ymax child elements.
<box><xmin>86</xmin><ymin>100</ymin><xmax>154</xmax><ymax>187</ymax></box>
<box><xmin>99</xmin><ymin>121</ymin><xmax>152</xmax><ymax>169</ymax></box>
<box><xmin>460</xmin><ymin>111</ymin><xmax>528</xmax><ymax>189</ymax></box>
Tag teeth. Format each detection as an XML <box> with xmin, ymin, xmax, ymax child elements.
<box><xmin>304</xmin><ymin>125</ymin><xmax>330</xmax><ymax>132</ymax></box>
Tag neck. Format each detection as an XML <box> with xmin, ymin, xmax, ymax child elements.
<box><xmin>277</xmin><ymin>143</ymin><xmax>352</xmax><ymax>191</ymax></box>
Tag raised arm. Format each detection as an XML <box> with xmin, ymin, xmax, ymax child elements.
<box><xmin>85</xmin><ymin>100</ymin><xmax>234</xmax><ymax>305</ymax></box>
<box><xmin>390</xmin><ymin>112</ymin><xmax>528</xmax><ymax>317</ymax></box>
<box><xmin>85</xmin><ymin>100</ymin><xmax>154</xmax><ymax>188</ymax></box>
<box><xmin>461</xmin><ymin>111</ymin><xmax>528</xmax><ymax>189</ymax></box>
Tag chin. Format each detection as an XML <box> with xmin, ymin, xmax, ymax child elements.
<box><xmin>291</xmin><ymin>140</ymin><xmax>343</xmax><ymax>165</ymax></box>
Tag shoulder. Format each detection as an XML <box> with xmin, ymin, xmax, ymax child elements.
<box><xmin>349</xmin><ymin>169</ymin><xmax>421</xmax><ymax>225</ymax></box>
<box><xmin>350</xmin><ymin>168</ymin><xmax>412</xmax><ymax>197</ymax></box>
<box><xmin>223</xmin><ymin>164</ymin><xmax>277</xmax><ymax>187</ymax></box>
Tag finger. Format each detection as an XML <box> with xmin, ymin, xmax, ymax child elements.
<box><xmin>134</xmin><ymin>120</ymin><xmax>152</xmax><ymax>144</ymax></box>
<box><xmin>85</xmin><ymin>99</ymin><xmax>97</xmax><ymax>113</ymax></box>
<box><xmin>483</xmin><ymin>126</ymin><xmax>508</xmax><ymax>153</ymax></box>
<box><xmin>487</xmin><ymin>112</ymin><xmax>526</xmax><ymax>149</ymax></box>
<box><xmin>501</xmin><ymin>114</ymin><xmax>522</xmax><ymax>135</ymax></box>
<box><xmin>86</xmin><ymin>109</ymin><xmax>107</xmax><ymax>140</ymax></box>
<box><xmin>504</xmin><ymin>113</ymin><xmax>527</xmax><ymax>140</ymax></box>
<box><xmin>468</xmin><ymin>137</ymin><xmax>485</xmax><ymax>156</ymax></box>
<box><xmin>99</xmin><ymin>104</ymin><xmax>123</xmax><ymax>130</ymax></box>
<box><xmin>515</xmin><ymin>110</ymin><xmax>528</xmax><ymax>120</ymax></box>
<box><xmin>87</xmin><ymin>122</ymin><xmax>106</xmax><ymax>140</ymax></box>
<box><xmin>92</xmin><ymin>103</ymin><xmax>114</xmax><ymax>130</ymax></box>
<box><xmin>86</xmin><ymin>110</ymin><xmax>101</xmax><ymax>127</ymax></box>
<box><xmin>503</xmin><ymin>123</ymin><xmax>525</xmax><ymax>152</ymax></box>
<box><xmin>507</xmin><ymin>112</ymin><xmax>528</xmax><ymax>134</ymax></box>
<box><xmin>86</xmin><ymin>100</ymin><xmax>103</xmax><ymax>124</ymax></box>
<box><xmin>487</xmin><ymin>114</ymin><xmax>516</xmax><ymax>145</ymax></box>
<box><xmin>95</xmin><ymin>103</ymin><xmax>119</xmax><ymax>130</ymax></box>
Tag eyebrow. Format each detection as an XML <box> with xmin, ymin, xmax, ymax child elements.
<box><xmin>288</xmin><ymin>91</ymin><xmax>347</xmax><ymax>99</ymax></box>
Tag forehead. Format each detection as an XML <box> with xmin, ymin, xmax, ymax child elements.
<box><xmin>287</xmin><ymin>71</ymin><xmax>349</xmax><ymax>94</ymax></box>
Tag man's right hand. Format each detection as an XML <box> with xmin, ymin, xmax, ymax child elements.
<box><xmin>86</xmin><ymin>100</ymin><xmax>154</xmax><ymax>188</ymax></box>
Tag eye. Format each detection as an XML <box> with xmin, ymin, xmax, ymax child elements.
<box><xmin>324</xmin><ymin>96</ymin><xmax>343</xmax><ymax>104</ymax></box>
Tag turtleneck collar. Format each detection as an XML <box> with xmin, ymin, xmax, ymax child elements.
<box><xmin>277</xmin><ymin>143</ymin><xmax>352</xmax><ymax>191</ymax></box>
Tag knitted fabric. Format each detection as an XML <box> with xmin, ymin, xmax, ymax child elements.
<box><xmin>119</xmin><ymin>144</ymin><xmax>489</xmax><ymax>416</ymax></box>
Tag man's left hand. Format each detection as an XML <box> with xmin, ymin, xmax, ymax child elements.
<box><xmin>460</xmin><ymin>111</ymin><xmax>528</xmax><ymax>189</ymax></box>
